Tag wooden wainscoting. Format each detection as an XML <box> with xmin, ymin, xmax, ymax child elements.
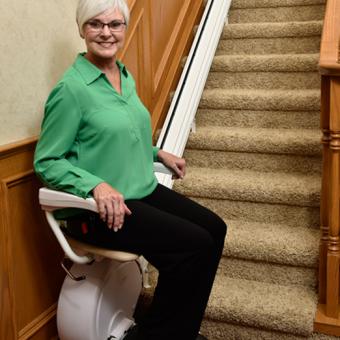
<box><xmin>0</xmin><ymin>138</ymin><xmax>65</xmax><ymax>340</ymax></box>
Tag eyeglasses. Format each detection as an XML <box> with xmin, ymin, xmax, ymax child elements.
<box><xmin>86</xmin><ymin>20</ymin><xmax>126</xmax><ymax>33</ymax></box>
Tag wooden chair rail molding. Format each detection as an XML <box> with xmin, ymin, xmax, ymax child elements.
<box><xmin>0</xmin><ymin>2</ymin><xmax>204</xmax><ymax>339</ymax></box>
<box><xmin>315</xmin><ymin>0</ymin><xmax>340</xmax><ymax>336</ymax></box>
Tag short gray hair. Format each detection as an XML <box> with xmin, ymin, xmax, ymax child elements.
<box><xmin>77</xmin><ymin>0</ymin><xmax>130</xmax><ymax>36</ymax></box>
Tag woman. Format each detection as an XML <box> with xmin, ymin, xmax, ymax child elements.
<box><xmin>34</xmin><ymin>1</ymin><xmax>227</xmax><ymax>339</ymax></box>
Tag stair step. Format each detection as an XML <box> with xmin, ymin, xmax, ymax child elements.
<box><xmin>206</xmin><ymin>70</ymin><xmax>320</xmax><ymax>90</ymax></box>
<box><xmin>184</xmin><ymin>149</ymin><xmax>321</xmax><ymax>174</ymax></box>
<box><xmin>192</xmin><ymin>197</ymin><xmax>320</xmax><ymax>229</ymax></box>
<box><xmin>207</xmin><ymin>53</ymin><xmax>320</xmax><ymax>90</ymax></box>
<box><xmin>219</xmin><ymin>257</ymin><xmax>317</xmax><ymax>288</ymax></box>
<box><xmin>229</xmin><ymin>4</ymin><xmax>324</xmax><ymax>24</ymax></box>
<box><xmin>174</xmin><ymin>167</ymin><xmax>321</xmax><ymax>207</ymax></box>
<box><xmin>199</xmin><ymin>89</ymin><xmax>320</xmax><ymax>111</ymax></box>
<box><xmin>217</xmin><ymin>36</ymin><xmax>321</xmax><ymax>55</ymax></box>
<box><xmin>231</xmin><ymin>0</ymin><xmax>325</xmax><ymax>9</ymax></box>
<box><xmin>222</xmin><ymin>21</ymin><xmax>323</xmax><ymax>39</ymax></box>
<box><xmin>223</xmin><ymin>220</ymin><xmax>319</xmax><ymax>267</ymax></box>
<box><xmin>211</xmin><ymin>54</ymin><xmax>319</xmax><ymax>72</ymax></box>
<box><xmin>187</xmin><ymin>126</ymin><xmax>321</xmax><ymax>156</ymax></box>
<box><xmin>219</xmin><ymin>22</ymin><xmax>322</xmax><ymax>55</ymax></box>
<box><xmin>195</xmin><ymin>109</ymin><xmax>320</xmax><ymax>129</ymax></box>
<box><xmin>206</xmin><ymin>276</ymin><xmax>317</xmax><ymax>336</ymax></box>
<box><xmin>201</xmin><ymin>320</ymin><xmax>337</xmax><ymax>340</ymax></box>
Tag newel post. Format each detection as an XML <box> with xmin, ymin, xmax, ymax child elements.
<box><xmin>326</xmin><ymin>77</ymin><xmax>340</xmax><ymax>317</ymax></box>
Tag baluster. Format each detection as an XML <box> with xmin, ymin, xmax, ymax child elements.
<box><xmin>320</xmin><ymin>76</ymin><xmax>331</xmax><ymax>304</ymax></box>
<box><xmin>326</xmin><ymin>77</ymin><xmax>340</xmax><ymax>318</ymax></box>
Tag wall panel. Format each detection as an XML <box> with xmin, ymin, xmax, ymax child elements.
<box><xmin>119</xmin><ymin>0</ymin><xmax>204</xmax><ymax>134</ymax></box>
<box><xmin>151</xmin><ymin>0</ymin><xmax>191</xmax><ymax>92</ymax></box>
<box><xmin>0</xmin><ymin>139</ymin><xmax>65</xmax><ymax>339</ymax></box>
<box><xmin>121</xmin><ymin>4</ymin><xmax>150</xmax><ymax>106</ymax></box>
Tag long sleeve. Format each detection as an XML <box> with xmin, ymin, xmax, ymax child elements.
<box><xmin>34</xmin><ymin>82</ymin><xmax>104</xmax><ymax>198</ymax></box>
<box><xmin>153</xmin><ymin>146</ymin><xmax>160</xmax><ymax>161</ymax></box>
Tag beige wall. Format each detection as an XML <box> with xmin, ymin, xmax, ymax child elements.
<box><xmin>0</xmin><ymin>0</ymin><xmax>85</xmax><ymax>146</ymax></box>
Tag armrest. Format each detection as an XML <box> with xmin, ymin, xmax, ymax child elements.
<box><xmin>40</xmin><ymin>162</ymin><xmax>173</xmax><ymax>211</ymax></box>
<box><xmin>153</xmin><ymin>162</ymin><xmax>173</xmax><ymax>175</ymax></box>
<box><xmin>39</xmin><ymin>162</ymin><xmax>171</xmax><ymax>264</ymax></box>
<box><xmin>39</xmin><ymin>188</ymin><xmax>97</xmax><ymax>212</ymax></box>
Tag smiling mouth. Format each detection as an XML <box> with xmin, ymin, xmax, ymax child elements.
<box><xmin>98</xmin><ymin>42</ymin><xmax>116</xmax><ymax>47</ymax></box>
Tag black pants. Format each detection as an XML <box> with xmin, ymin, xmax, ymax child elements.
<box><xmin>65</xmin><ymin>184</ymin><xmax>227</xmax><ymax>340</ymax></box>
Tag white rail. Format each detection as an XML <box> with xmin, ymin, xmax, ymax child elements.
<box><xmin>156</xmin><ymin>0</ymin><xmax>232</xmax><ymax>188</ymax></box>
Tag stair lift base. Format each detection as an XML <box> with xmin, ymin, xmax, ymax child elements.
<box><xmin>58</xmin><ymin>258</ymin><xmax>142</xmax><ymax>340</ymax></box>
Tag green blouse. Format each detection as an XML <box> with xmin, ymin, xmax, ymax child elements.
<box><xmin>34</xmin><ymin>54</ymin><xmax>159</xmax><ymax>216</ymax></box>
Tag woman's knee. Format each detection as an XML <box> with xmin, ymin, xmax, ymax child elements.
<box><xmin>208</xmin><ymin>212</ymin><xmax>227</xmax><ymax>241</ymax></box>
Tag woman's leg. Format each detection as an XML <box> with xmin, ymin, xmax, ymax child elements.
<box><xmin>141</xmin><ymin>184</ymin><xmax>227</xmax><ymax>337</ymax></box>
<box><xmin>65</xmin><ymin>185</ymin><xmax>226</xmax><ymax>340</ymax></box>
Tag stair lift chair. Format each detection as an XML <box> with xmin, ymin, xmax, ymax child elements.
<box><xmin>39</xmin><ymin>162</ymin><xmax>172</xmax><ymax>340</ymax></box>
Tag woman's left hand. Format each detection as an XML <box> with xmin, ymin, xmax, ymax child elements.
<box><xmin>157</xmin><ymin>149</ymin><xmax>186</xmax><ymax>179</ymax></box>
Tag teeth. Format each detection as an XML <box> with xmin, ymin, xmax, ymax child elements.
<box><xmin>99</xmin><ymin>42</ymin><xmax>113</xmax><ymax>47</ymax></box>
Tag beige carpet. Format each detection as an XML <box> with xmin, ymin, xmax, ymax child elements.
<box><xmin>139</xmin><ymin>0</ymin><xmax>340</xmax><ymax>339</ymax></box>
<box><xmin>173</xmin><ymin>0</ymin><xmax>339</xmax><ymax>339</ymax></box>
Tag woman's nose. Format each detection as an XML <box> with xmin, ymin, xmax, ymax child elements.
<box><xmin>100</xmin><ymin>25</ymin><xmax>112</xmax><ymax>36</ymax></box>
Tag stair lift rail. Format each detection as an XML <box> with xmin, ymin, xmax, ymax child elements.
<box><xmin>156</xmin><ymin>0</ymin><xmax>232</xmax><ymax>189</ymax></box>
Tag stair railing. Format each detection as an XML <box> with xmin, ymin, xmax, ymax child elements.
<box><xmin>155</xmin><ymin>0</ymin><xmax>232</xmax><ymax>188</ymax></box>
<box><xmin>315</xmin><ymin>0</ymin><xmax>340</xmax><ymax>335</ymax></box>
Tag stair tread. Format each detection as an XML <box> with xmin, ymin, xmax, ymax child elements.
<box><xmin>231</xmin><ymin>0</ymin><xmax>325</xmax><ymax>9</ymax></box>
<box><xmin>200</xmin><ymin>88</ymin><xmax>320</xmax><ymax>111</ymax></box>
<box><xmin>195</xmin><ymin>108</ymin><xmax>320</xmax><ymax>130</ymax></box>
<box><xmin>219</xmin><ymin>257</ymin><xmax>317</xmax><ymax>288</ymax></box>
<box><xmin>207</xmin><ymin>276</ymin><xmax>317</xmax><ymax>335</ymax></box>
<box><xmin>222</xmin><ymin>21</ymin><xmax>323</xmax><ymax>39</ymax></box>
<box><xmin>228</xmin><ymin>4</ymin><xmax>324</xmax><ymax>24</ymax></box>
<box><xmin>224</xmin><ymin>219</ymin><xmax>319</xmax><ymax>267</ymax></box>
<box><xmin>201</xmin><ymin>320</ymin><xmax>339</xmax><ymax>340</ymax></box>
<box><xmin>202</xmin><ymin>88</ymin><xmax>320</xmax><ymax>97</ymax></box>
<box><xmin>174</xmin><ymin>167</ymin><xmax>321</xmax><ymax>206</ymax></box>
<box><xmin>211</xmin><ymin>53</ymin><xmax>319</xmax><ymax>72</ymax></box>
<box><xmin>187</xmin><ymin>126</ymin><xmax>321</xmax><ymax>156</ymax></box>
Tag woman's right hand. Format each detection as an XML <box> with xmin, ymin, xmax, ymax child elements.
<box><xmin>92</xmin><ymin>182</ymin><xmax>132</xmax><ymax>231</ymax></box>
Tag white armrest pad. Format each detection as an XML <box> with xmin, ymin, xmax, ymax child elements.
<box><xmin>153</xmin><ymin>162</ymin><xmax>173</xmax><ymax>175</ymax></box>
<box><xmin>39</xmin><ymin>188</ymin><xmax>98</xmax><ymax>212</ymax></box>
<box><xmin>39</xmin><ymin>162</ymin><xmax>172</xmax><ymax>211</ymax></box>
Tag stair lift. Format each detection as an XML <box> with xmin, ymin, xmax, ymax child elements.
<box><xmin>39</xmin><ymin>162</ymin><xmax>172</xmax><ymax>340</ymax></box>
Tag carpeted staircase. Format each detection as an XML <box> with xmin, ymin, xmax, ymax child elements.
<box><xmin>169</xmin><ymin>0</ymin><xmax>340</xmax><ymax>339</ymax></box>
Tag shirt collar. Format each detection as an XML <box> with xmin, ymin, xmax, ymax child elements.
<box><xmin>73</xmin><ymin>53</ymin><xmax>129</xmax><ymax>85</ymax></box>
<box><xmin>116</xmin><ymin>60</ymin><xmax>129</xmax><ymax>78</ymax></box>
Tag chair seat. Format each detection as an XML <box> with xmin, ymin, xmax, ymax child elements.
<box><xmin>67</xmin><ymin>237</ymin><xmax>139</xmax><ymax>262</ymax></box>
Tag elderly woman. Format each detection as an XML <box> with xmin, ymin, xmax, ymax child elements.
<box><xmin>34</xmin><ymin>0</ymin><xmax>226</xmax><ymax>339</ymax></box>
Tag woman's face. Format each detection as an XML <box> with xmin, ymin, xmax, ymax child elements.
<box><xmin>83</xmin><ymin>7</ymin><xmax>126</xmax><ymax>61</ymax></box>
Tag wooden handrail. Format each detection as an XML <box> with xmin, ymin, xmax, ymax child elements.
<box><xmin>319</xmin><ymin>0</ymin><xmax>340</xmax><ymax>75</ymax></box>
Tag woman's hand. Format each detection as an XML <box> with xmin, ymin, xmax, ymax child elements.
<box><xmin>157</xmin><ymin>149</ymin><xmax>186</xmax><ymax>179</ymax></box>
<box><xmin>92</xmin><ymin>182</ymin><xmax>132</xmax><ymax>231</ymax></box>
